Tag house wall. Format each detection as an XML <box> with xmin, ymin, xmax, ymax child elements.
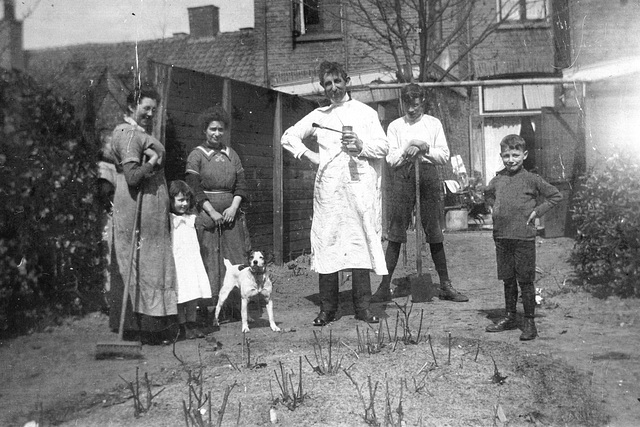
<box><xmin>569</xmin><ymin>0</ymin><xmax>640</xmax><ymax>68</ymax></box>
<box><xmin>254</xmin><ymin>0</ymin><xmax>396</xmax><ymax>88</ymax></box>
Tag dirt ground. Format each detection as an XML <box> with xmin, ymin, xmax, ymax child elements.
<box><xmin>2</xmin><ymin>230</ymin><xmax>640</xmax><ymax>426</ymax></box>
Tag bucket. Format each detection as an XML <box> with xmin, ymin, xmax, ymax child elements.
<box><xmin>445</xmin><ymin>209</ymin><xmax>468</xmax><ymax>231</ymax></box>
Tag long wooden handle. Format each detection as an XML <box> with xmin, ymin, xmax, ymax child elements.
<box><xmin>118</xmin><ymin>187</ymin><xmax>143</xmax><ymax>341</ymax></box>
<box><xmin>415</xmin><ymin>158</ymin><xmax>422</xmax><ymax>275</ymax></box>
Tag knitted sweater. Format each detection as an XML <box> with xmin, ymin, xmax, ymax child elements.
<box><xmin>484</xmin><ymin>168</ymin><xmax>562</xmax><ymax>240</ymax></box>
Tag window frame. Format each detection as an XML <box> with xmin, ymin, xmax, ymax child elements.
<box><xmin>479</xmin><ymin>83</ymin><xmax>556</xmax><ymax>117</ymax></box>
<box><xmin>496</xmin><ymin>0</ymin><xmax>549</xmax><ymax>23</ymax></box>
<box><xmin>292</xmin><ymin>0</ymin><xmax>343</xmax><ymax>42</ymax></box>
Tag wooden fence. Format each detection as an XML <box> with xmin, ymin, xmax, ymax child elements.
<box><xmin>150</xmin><ymin>62</ymin><xmax>318</xmax><ymax>264</ymax></box>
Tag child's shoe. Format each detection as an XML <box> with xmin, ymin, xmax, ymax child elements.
<box><xmin>189</xmin><ymin>323</ymin><xmax>206</xmax><ymax>338</ymax></box>
<box><xmin>486</xmin><ymin>313</ymin><xmax>517</xmax><ymax>332</ymax></box>
<box><xmin>519</xmin><ymin>317</ymin><xmax>538</xmax><ymax>340</ymax></box>
<box><xmin>180</xmin><ymin>324</ymin><xmax>197</xmax><ymax>340</ymax></box>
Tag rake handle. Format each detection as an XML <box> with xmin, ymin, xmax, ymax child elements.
<box><xmin>118</xmin><ymin>180</ymin><xmax>144</xmax><ymax>341</ymax></box>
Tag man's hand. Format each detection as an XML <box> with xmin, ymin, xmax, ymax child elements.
<box><xmin>402</xmin><ymin>146</ymin><xmax>421</xmax><ymax>159</ymax></box>
<box><xmin>527</xmin><ymin>211</ymin><xmax>537</xmax><ymax>226</ymax></box>
<box><xmin>304</xmin><ymin>150</ymin><xmax>320</xmax><ymax>165</ymax></box>
<box><xmin>409</xmin><ymin>139</ymin><xmax>429</xmax><ymax>152</ymax></box>
<box><xmin>341</xmin><ymin>130</ymin><xmax>363</xmax><ymax>154</ymax></box>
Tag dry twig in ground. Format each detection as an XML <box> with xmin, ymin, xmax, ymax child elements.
<box><xmin>119</xmin><ymin>367</ymin><xmax>165</xmax><ymax>418</ymax></box>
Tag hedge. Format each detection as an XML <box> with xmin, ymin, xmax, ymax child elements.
<box><xmin>570</xmin><ymin>153</ymin><xmax>640</xmax><ymax>298</ymax></box>
<box><xmin>0</xmin><ymin>69</ymin><xmax>104</xmax><ymax>336</ymax></box>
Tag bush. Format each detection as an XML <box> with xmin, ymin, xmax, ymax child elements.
<box><xmin>570</xmin><ymin>154</ymin><xmax>640</xmax><ymax>298</ymax></box>
<box><xmin>0</xmin><ymin>69</ymin><xmax>104</xmax><ymax>336</ymax></box>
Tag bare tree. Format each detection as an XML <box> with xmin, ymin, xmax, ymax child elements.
<box><xmin>341</xmin><ymin>0</ymin><xmax>522</xmax><ymax>82</ymax></box>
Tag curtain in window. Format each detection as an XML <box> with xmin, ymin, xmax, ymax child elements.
<box><xmin>483</xmin><ymin>117</ymin><xmax>522</xmax><ymax>183</ymax></box>
<box><xmin>484</xmin><ymin>86</ymin><xmax>523</xmax><ymax>112</ymax></box>
<box><xmin>526</xmin><ymin>0</ymin><xmax>547</xmax><ymax>19</ymax></box>
<box><xmin>523</xmin><ymin>84</ymin><xmax>554</xmax><ymax>109</ymax></box>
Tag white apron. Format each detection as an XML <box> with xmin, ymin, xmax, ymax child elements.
<box><xmin>171</xmin><ymin>213</ymin><xmax>212</xmax><ymax>303</ymax></box>
<box><xmin>282</xmin><ymin>99</ymin><xmax>388</xmax><ymax>275</ymax></box>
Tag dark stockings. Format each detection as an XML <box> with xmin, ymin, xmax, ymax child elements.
<box><xmin>429</xmin><ymin>242</ymin><xmax>449</xmax><ymax>283</ymax></box>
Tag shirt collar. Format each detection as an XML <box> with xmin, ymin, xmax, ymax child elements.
<box><xmin>197</xmin><ymin>145</ymin><xmax>230</xmax><ymax>157</ymax></box>
<box><xmin>124</xmin><ymin>116</ymin><xmax>146</xmax><ymax>132</ymax></box>
<box><xmin>318</xmin><ymin>95</ymin><xmax>352</xmax><ymax>112</ymax></box>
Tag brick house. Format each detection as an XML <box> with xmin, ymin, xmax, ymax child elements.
<box><xmin>6</xmin><ymin>1</ymin><xmax>640</xmax><ymax>235</ymax></box>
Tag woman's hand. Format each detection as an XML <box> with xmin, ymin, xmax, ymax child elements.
<box><xmin>222</xmin><ymin>206</ymin><xmax>238</xmax><ymax>223</ymax></box>
<box><xmin>202</xmin><ymin>201</ymin><xmax>224</xmax><ymax>226</ymax></box>
<box><xmin>207</xmin><ymin>209</ymin><xmax>224</xmax><ymax>226</ymax></box>
<box><xmin>144</xmin><ymin>148</ymin><xmax>159</xmax><ymax>167</ymax></box>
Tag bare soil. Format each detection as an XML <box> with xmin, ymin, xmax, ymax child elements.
<box><xmin>2</xmin><ymin>231</ymin><xmax>640</xmax><ymax>426</ymax></box>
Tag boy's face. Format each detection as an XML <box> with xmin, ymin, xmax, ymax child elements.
<box><xmin>500</xmin><ymin>148</ymin><xmax>528</xmax><ymax>174</ymax></box>
<box><xmin>403</xmin><ymin>97</ymin><xmax>425</xmax><ymax>123</ymax></box>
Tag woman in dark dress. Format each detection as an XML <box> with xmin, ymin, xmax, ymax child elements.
<box><xmin>185</xmin><ymin>106</ymin><xmax>251</xmax><ymax>313</ymax></box>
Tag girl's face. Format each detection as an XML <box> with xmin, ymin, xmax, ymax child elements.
<box><xmin>204</xmin><ymin>120</ymin><xmax>225</xmax><ymax>148</ymax></box>
<box><xmin>172</xmin><ymin>192</ymin><xmax>189</xmax><ymax>215</ymax></box>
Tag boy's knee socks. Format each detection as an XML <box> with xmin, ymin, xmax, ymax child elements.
<box><xmin>520</xmin><ymin>281</ymin><xmax>535</xmax><ymax>318</ymax></box>
<box><xmin>504</xmin><ymin>278</ymin><xmax>518</xmax><ymax>314</ymax></box>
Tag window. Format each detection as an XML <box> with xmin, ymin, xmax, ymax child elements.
<box><xmin>292</xmin><ymin>0</ymin><xmax>342</xmax><ymax>38</ymax></box>
<box><xmin>497</xmin><ymin>0</ymin><xmax>548</xmax><ymax>22</ymax></box>
<box><xmin>480</xmin><ymin>84</ymin><xmax>555</xmax><ymax>115</ymax></box>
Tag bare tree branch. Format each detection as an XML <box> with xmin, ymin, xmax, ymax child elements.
<box><xmin>340</xmin><ymin>0</ymin><xmax>522</xmax><ymax>82</ymax></box>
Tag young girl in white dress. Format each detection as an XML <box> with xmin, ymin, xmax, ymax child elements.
<box><xmin>169</xmin><ymin>180</ymin><xmax>212</xmax><ymax>339</ymax></box>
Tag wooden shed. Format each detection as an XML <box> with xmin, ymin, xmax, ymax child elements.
<box><xmin>150</xmin><ymin>62</ymin><xmax>318</xmax><ymax>264</ymax></box>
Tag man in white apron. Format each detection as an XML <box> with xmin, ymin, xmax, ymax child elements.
<box><xmin>281</xmin><ymin>61</ymin><xmax>388</xmax><ymax>326</ymax></box>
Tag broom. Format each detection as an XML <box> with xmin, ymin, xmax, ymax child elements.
<box><xmin>96</xmin><ymin>186</ymin><xmax>144</xmax><ymax>359</ymax></box>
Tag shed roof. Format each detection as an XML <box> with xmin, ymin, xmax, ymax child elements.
<box><xmin>24</xmin><ymin>30</ymin><xmax>259</xmax><ymax>109</ymax></box>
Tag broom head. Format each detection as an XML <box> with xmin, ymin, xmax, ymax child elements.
<box><xmin>95</xmin><ymin>340</ymin><xmax>143</xmax><ymax>360</ymax></box>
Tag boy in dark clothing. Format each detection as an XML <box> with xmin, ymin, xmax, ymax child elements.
<box><xmin>484</xmin><ymin>134</ymin><xmax>562</xmax><ymax>340</ymax></box>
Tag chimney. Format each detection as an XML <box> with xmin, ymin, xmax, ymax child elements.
<box><xmin>0</xmin><ymin>0</ymin><xmax>24</xmax><ymax>70</ymax></box>
<box><xmin>188</xmin><ymin>5</ymin><xmax>220</xmax><ymax>38</ymax></box>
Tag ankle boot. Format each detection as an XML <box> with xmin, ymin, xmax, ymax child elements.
<box><xmin>439</xmin><ymin>280</ymin><xmax>469</xmax><ymax>302</ymax></box>
<box><xmin>371</xmin><ymin>277</ymin><xmax>392</xmax><ymax>302</ymax></box>
<box><xmin>520</xmin><ymin>317</ymin><xmax>538</xmax><ymax>340</ymax></box>
<box><xmin>486</xmin><ymin>312</ymin><xmax>518</xmax><ymax>332</ymax></box>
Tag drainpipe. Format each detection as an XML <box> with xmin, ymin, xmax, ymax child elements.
<box><xmin>263</xmin><ymin>0</ymin><xmax>270</xmax><ymax>87</ymax></box>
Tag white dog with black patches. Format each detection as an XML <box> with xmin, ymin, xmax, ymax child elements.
<box><xmin>213</xmin><ymin>251</ymin><xmax>280</xmax><ymax>333</ymax></box>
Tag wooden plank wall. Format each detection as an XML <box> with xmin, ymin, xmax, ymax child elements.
<box><xmin>281</xmin><ymin>95</ymin><xmax>318</xmax><ymax>259</ymax></box>
<box><xmin>159</xmin><ymin>64</ymin><xmax>317</xmax><ymax>262</ymax></box>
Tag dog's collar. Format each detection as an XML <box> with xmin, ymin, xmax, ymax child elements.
<box><xmin>238</xmin><ymin>264</ymin><xmax>266</xmax><ymax>275</ymax></box>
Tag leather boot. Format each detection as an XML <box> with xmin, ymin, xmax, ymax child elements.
<box><xmin>439</xmin><ymin>280</ymin><xmax>469</xmax><ymax>302</ymax></box>
<box><xmin>520</xmin><ymin>317</ymin><xmax>538</xmax><ymax>340</ymax></box>
<box><xmin>372</xmin><ymin>241</ymin><xmax>401</xmax><ymax>302</ymax></box>
<box><xmin>371</xmin><ymin>276</ymin><xmax>392</xmax><ymax>302</ymax></box>
<box><xmin>520</xmin><ymin>282</ymin><xmax>537</xmax><ymax>340</ymax></box>
<box><xmin>486</xmin><ymin>279</ymin><xmax>518</xmax><ymax>332</ymax></box>
<box><xmin>486</xmin><ymin>312</ymin><xmax>518</xmax><ymax>332</ymax></box>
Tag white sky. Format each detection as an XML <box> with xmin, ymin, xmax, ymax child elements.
<box><xmin>12</xmin><ymin>0</ymin><xmax>255</xmax><ymax>50</ymax></box>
